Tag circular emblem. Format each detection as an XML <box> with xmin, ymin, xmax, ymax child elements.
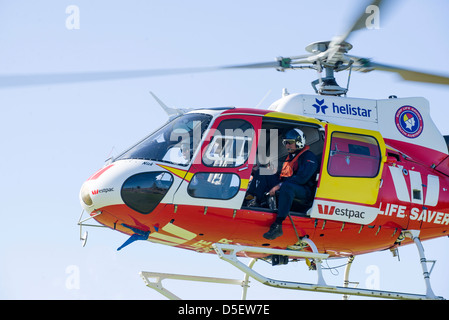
<box><xmin>395</xmin><ymin>105</ymin><xmax>423</xmax><ymax>138</ymax></box>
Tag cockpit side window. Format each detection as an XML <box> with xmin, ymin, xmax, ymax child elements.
<box><xmin>116</xmin><ymin>113</ymin><xmax>212</xmax><ymax>166</ymax></box>
<box><xmin>202</xmin><ymin>119</ymin><xmax>255</xmax><ymax>167</ymax></box>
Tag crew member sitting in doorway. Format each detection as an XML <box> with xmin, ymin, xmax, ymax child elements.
<box><xmin>263</xmin><ymin>128</ymin><xmax>318</xmax><ymax>240</ymax></box>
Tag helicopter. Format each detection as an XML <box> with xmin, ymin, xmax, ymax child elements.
<box><xmin>5</xmin><ymin>1</ymin><xmax>447</xmax><ymax>300</ymax></box>
<box><xmin>74</xmin><ymin>0</ymin><xmax>449</xmax><ymax>300</ymax></box>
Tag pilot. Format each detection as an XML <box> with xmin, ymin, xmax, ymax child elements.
<box><xmin>263</xmin><ymin>128</ymin><xmax>318</xmax><ymax>240</ymax></box>
<box><xmin>180</xmin><ymin>141</ymin><xmax>192</xmax><ymax>162</ymax></box>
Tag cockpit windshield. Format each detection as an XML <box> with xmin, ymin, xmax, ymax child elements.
<box><xmin>116</xmin><ymin>113</ymin><xmax>212</xmax><ymax>166</ymax></box>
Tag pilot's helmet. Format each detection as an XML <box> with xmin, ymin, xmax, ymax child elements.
<box><xmin>282</xmin><ymin>128</ymin><xmax>306</xmax><ymax>149</ymax></box>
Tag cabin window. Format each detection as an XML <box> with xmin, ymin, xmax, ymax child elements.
<box><xmin>187</xmin><ymin>172</ymin><xmax>240</xmax><ymax>199</ymax></box>
<box><xmin>202</xmin><ymin>119</ymin><xmax>254</xmax><ymax>167</ymax></box>
<box><xmin>328</xmin><ymin>132</ymin><xmax>381</xmax><ymax>178</ymax></box>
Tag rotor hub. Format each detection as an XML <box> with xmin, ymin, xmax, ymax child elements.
<box><xmin>305</xmin><ymin>41</ymin><xmax>353</xmax><ymax>54</ymax></box>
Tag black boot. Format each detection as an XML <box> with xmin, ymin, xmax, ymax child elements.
<box><xmin>263</xmin><ymin>223</ymin><xmax>283</xmax><ymax>240</ymax></box>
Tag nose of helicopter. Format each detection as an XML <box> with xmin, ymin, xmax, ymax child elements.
<box><xmin>79</xmin><ymin>162</ymin><xmax>175</xmax><ymax>215</ymax></box>
<box><xmin>79</xmin><ymin>164</ymin><xmax>116</xmax><ymax>212</ymax></box>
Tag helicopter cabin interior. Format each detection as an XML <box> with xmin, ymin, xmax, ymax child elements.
<box><xmin>242</xmin><ymin>118</ymin><xmax>325</xmax><ymax>215</ymax></box>
<box><xmin>241</xmin><ymin>117</ymin><xmax>383</xmax><ymax>217</ymax></box>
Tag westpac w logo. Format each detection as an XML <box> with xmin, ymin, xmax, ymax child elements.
<box><xmin>389</xmin><ymin>166</ymin><xmax>440</xmax><ymax>206</ymax></box>
<box><xmin>317</xmin><ymin>204</ymin><xmax>335</xmax><ymax>215</ymax></box>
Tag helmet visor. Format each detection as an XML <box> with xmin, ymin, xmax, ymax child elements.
<box><xmin>282</xmin><ymin>139</ymin><xmax>296</xmax><ymax>146</ymax></box>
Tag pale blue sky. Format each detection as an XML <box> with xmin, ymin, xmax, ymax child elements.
<box><xmin>1</xmin><ymin>0</ymin><xmax>449</xmax><ymax>300</ymax></box>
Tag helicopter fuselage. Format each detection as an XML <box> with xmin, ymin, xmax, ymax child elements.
<box><xmin>79</xmin><ymin>94</ymin><xmax>449</xmax><ymax>258</ymax></box>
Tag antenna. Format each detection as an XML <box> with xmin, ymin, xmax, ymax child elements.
<box><xmin>149</xmin><ymin>91</ymin><xmax>187</xmax><ymax>119</ymax></box>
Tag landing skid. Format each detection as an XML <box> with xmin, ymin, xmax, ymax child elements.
<box><xmin>140</xmin><ymin>266</ymin><xmax>253</xmax><ymax>300</ymax></box>
<box><xmin>140</xmin><ymin>231</ymin><xmax>444</xmax><ymax>300</ymax></box>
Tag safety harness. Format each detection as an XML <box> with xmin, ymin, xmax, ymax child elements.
<box><xmin>280</xmin><ymin>145</ymin><xmax>310</xmax><ymax>178</ymax></box>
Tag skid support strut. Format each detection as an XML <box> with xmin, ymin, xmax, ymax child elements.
<box><xmin>404</xmin><ymin>230</ymin><xmax>438</xmax><ymax>299</ymax></box>
<box><xmin>342</xmin><ymin>256</ymin><xmax>357</xmax><ymax>300</ymax></box>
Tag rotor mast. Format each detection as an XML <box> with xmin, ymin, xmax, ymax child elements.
<box><xmin>296</xmin><ymin>40</ymin><xmax>355</xmax><ymax>96</ymax></box>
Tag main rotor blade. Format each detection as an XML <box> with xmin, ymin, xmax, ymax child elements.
<box><xmin>330</xmin><ymin>0</ymin><xmax>386</xmax><ymax>48</ymax></box>
<box><xmin>369</xmin><ymin>62</ymin><xmax>449</xmax><ymax>86</ymax></box>
<box><xmin>0</xmin><ymin>67</ymin><xmax>220</xmax><ymax>88</ymax></box>
<box><xmin>223</xmin><ymin>54</ymin><xmax>313</xmax><ymax>69</ymax></box>
<box><xmin>222</xmin><ymin>61</ymin><xmax>282</xmax><ymax>69</ymax></box>
<box><xmin>0</xmin><ymin>58</ymin><xmax>297</xmax><ymax>88</ymax></box>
